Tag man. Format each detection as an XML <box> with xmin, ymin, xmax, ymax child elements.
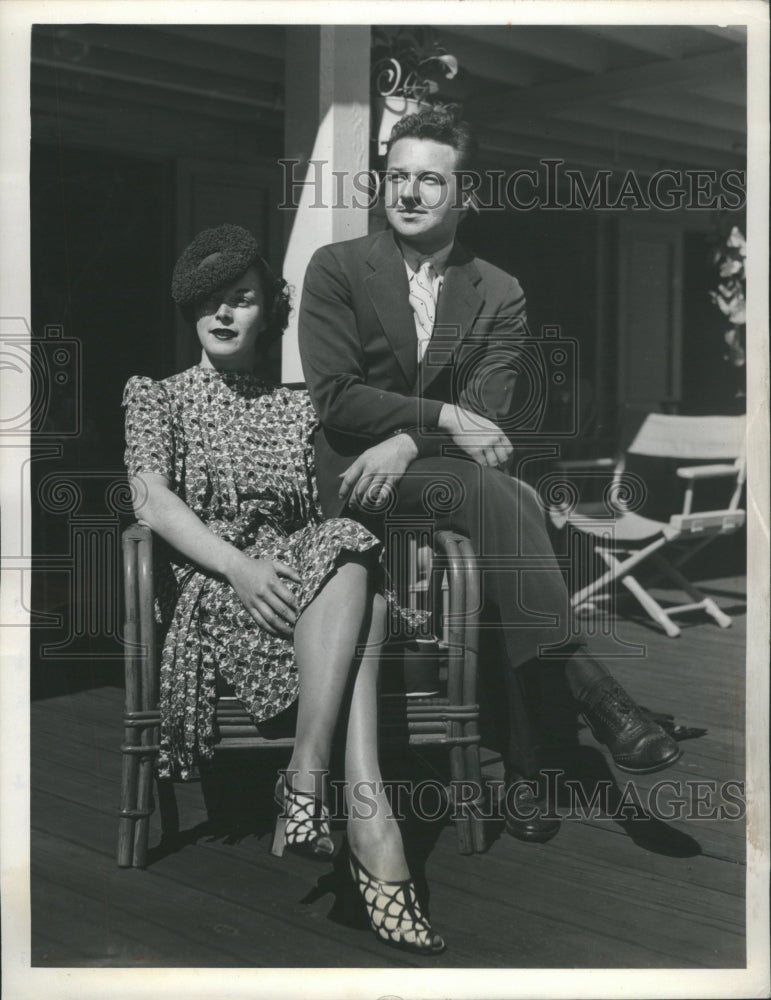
<box><xmin>299</xmin><ymin>108</ymin><xmax>681</xmax><ymax>842</ymax></box>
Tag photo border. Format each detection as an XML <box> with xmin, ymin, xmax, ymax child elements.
<box><xmin>2</xmin><ymin>2</ymin><xmax>768</xmax><ymax>997</ymax></box>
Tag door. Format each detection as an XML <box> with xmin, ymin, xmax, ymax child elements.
<box><xmin>617</xmin><ymin>219</ymin><xmax>683</xmax><ymax>412</ymax></box>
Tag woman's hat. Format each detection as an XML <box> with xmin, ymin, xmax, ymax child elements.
<box><xmin>171</xmin><ymin>224</ymin><xmax>259</xmax><ymax>307</ymax></box>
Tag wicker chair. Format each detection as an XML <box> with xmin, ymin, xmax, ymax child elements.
<box><xmin>117</xmin><ymin>524</ymin><xmax>485</xmax><ymax>868</ymax></box>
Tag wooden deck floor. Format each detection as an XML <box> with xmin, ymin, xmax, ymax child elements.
<box><xmin>31</xmin><ymin>575</ymin><xmax>747</xmax><ymax>969</ymax></box>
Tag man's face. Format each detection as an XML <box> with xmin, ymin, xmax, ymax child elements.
<box><xmin>384</xmin><ymin>137</ymin><xmax>465</xmax><ymax>251</ymax></box>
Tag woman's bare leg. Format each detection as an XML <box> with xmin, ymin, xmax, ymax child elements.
<box><xmin>343</xmin><ymin>593</ymin><xmax>445</xmax><ymax>955</ymax></box>
<box><xmin>344</xmin><ymin>592</ymin><xmax>410</xmax><ymax>881</ymax></box>
<box><xmin>288</xmin><ymin>561</ymin><xmax>410</xmax><ymax>880</ymax></box>
<box><xmin>290</xmin><ymin>576</ymin><xmax>440</xmax><ymax>947</ymax></box>
<box><xmin>287</xmin><ymin>557</ymin><xmax>370</xmax><ymax>795</ymax></box>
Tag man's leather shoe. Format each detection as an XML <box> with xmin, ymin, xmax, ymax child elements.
<box><xmin>503</xmin><ymin>777</ymin><xmax>561</xmax><ymax>843</ymax></box>
<box><xmin>580</xmin><ymin>677</ymin><xmax>682</xmax><ymax>774</ymax></box>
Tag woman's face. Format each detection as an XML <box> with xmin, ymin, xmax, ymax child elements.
<box><xmin>194</xmin><ymin>266</ymin><xmax>266</xmax><ymax>370</ymax></box>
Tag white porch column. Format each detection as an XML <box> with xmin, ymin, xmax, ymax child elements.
<box><xmin>281</xmin><ymin>26</ymin><xmax>371</xmax><ymax>383</ymax></box>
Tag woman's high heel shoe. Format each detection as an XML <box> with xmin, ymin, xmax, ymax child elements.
<box><xmin>348</xmin><ymin>846</ymin><xmax>446</xmax><ymax>955</ymax></box>
<box><xmin>271</xmin><ymin>771</ymin><xmax>335</xmax><ymax>860</ymax></box>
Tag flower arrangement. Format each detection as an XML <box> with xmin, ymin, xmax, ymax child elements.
<box><xmin>372</xmin><ymin>27</ymin><xmax>458</xmax><ymax>103</ymax></box>
<box><xmin>709</xmin><ymin>225</ymin><xmax>746</xmax><ymax>369</ymax></box>
<box><xmin>371</xmin><ymin>28</ymin><xmax>459</xmax><ymax>155</ymax></box>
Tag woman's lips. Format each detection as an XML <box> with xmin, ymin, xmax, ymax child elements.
<box><xmin>210</xmin><ymin>328</ymin><xmax>236</xmax><ymax>340</ymax></box>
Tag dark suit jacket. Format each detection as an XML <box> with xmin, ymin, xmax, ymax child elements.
<box><xmin>298</xmin><ymin>228</ymin><xmax>528</xmax><ymax>516</ymax></box>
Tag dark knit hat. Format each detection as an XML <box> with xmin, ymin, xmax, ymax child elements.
<box><xmin>171</xmin><ymin>224</ymin><xmax>259</xmax><ymax>307</ymax></box>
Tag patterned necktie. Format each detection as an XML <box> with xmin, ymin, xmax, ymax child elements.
<box><xmin>408</xmin><ymin>259</ymin><xmax>437</xmax><ymax>362</ymax></box>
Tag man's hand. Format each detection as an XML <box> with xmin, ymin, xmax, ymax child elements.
<box><xmin>438</xmin><ymin>404</ymin><xmax>513</xmax><ymax>468</ymax></box>
<box><xmin>338</xmin><ymin>433</ymin><xmax>419</xmax><ymax>511</ymax></box>
<box><xmin>225</xmin><ymin>551</ymin><xmax>301</xmax><ymax>637</ymax></box>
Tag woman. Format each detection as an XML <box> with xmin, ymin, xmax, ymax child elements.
<box><xmin>123</xmin><ymin>224</ymin><xmax>444</xmax><ymax>955</ymax></box>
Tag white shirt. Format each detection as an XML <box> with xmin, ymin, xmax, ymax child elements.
<box><xmin>399</xmin><ymin>238</ymin><xmax>454</xmax><ymax>300</ymax></box>
<box><xmin>399</xmin><ymin>239</ymin><xmax>455</xmax><ymax>353</ymax></box>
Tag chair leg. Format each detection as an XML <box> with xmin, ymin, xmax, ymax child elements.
<box><xmin>449</xmin><ymin>743</ymin><xmax>474</xmax><ymax>855</ymax></box>
<box><xmin>650</xmin><ymin>553</ymin><xmax>733</xmax><ymax>629</ymax></box>
<box><xmin>117</xmin><ymin>722</ymin><xmax>160</xmax><ymax>869</ymax></box>
<box><xmin>619</xmin><ymin>572</ymin><xmax>682</xmax><ymax>638</ymax></box>
<box><xmin>132</xmin><ymin>747</ymin><xmax>156</xmax><ymax>868</ymax></box>
<box><xmin>156</xmin><ymin>776</ymin><xmax>181</xmax><ymax>840</ymax></box>
<box><xmin>701</xmin><ymin>599</ymin><xmax>733</xmax><ymax>629</ymax></box>
<box><xmin>571</xmin><ymin>535</ymin><xmax>669</xmax><ymax>609</ymax></box>
<box><xmin>464</xmin><ymin>743</ymin><xmax>487</xmax><ymax>854</ymax></box>
<box><xmin>117</xmin><ymin>728</ymin><xmax>141</xmax><ymax>868</ymax></box>
<box><xmin>597</xmin><ymin>550</ymin><xmax>682</xmax><ymax>638</ymax></box>
<box><xmin>458</xmin><ymin>535</ymin><xmax>485</xmax><ymax>854</ymax></box>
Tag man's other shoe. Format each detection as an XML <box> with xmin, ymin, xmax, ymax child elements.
<box><xmin>503</xmin><ymin>776</ymin><xmax>561</xmax><ymax>844</ymax></box>
<box><xmin>581</xmin><ymin>677</ymin><xmax>683</xmax><ymax>775</ymax></box>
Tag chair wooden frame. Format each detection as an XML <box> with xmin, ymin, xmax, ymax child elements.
<box><xmin>553</xmin><ymin>413</ymin><xmax>746</xmax><ymax>639</ymax></box>
<box><xmin>118</xmin><ymin>524</ymin><xmax>485</xmax><ymax>868</ymax></box>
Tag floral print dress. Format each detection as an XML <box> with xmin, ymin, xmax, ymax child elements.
<box><xmin>123</xmin><ymin>366</ymin><xmax>380</xmax><ymax>779</ymax></box>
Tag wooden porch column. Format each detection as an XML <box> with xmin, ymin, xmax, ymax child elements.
<box><xmin>281</xmin><ymin>26</ymin><xmax>371</xmax><ymax>383</ymax></box>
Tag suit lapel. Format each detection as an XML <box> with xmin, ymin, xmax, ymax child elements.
<box><xmin>363</xmin><ymin>231</ymin><xmax>418</xmax><ymax>388</ymax></box>
<box><xmin>416</xmin><ymin>244</ymin><xmax>483</xmax><ymax>395</ymax></box>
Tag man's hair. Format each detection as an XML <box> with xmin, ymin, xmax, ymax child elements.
<box><xmin>386</xmin><ymin>106</ymin><xmax>478</xmax><ymax>172</ymax></box>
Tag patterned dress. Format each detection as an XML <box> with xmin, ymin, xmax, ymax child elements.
<box><xmin>123</xmin><ymin>366</ymin><xmax>380</xmax><ymax>780</ymax></box>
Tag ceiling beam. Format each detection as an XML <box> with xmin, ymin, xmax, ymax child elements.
<box><xmin>442</xmin><ymin>24</ymin><xmax>609</xmax><ymax>75</ymax></box>
<box><xmin>440</xmin><ymin>32</ymin><xmax>542</xmax><ymax>89</ymax></box>
<box><xmin>32</xmin><ymin>102</ymin><xmax>283</xmax><ymax>164</ymax></box>
<box><xmin>31</xmin><ymin>33</ymin><xmax>283</xmax><ymax>112</ymax></box>
<box><xmin>476</xmin><ymin>134</ymin><xmax>694</xmax><ymax>181</ymax></box>
<box><xmin>680</xmin><ymin>76</ymin><xmax>746</xmax><ymax>107</ymax></box>
<box><xmin>479</xmin><ymin>122</ymin><xmax>742</xmax><ymax>173</ymax></box>
<box><xmin>30</xmin><ymin>55</ymin><xmax>284</xmax><ymax>114</ymax></box>
<box><xmin>568</xmin><ymin>25</ymin><xmax>692</xmax><ymax>60</ymax></box>
<box><xmin>153</xmin><ymin>24</ymin><xmax>286</xmax><ymax>60</ymax></box>
<box><xmin>33</xmin><ymin>25</ymin><xmax>284</xmax><ymax>86</ymax></box>
<box><xmin>696</xmin><ymin>25</ymin><xmax>747</xmax><ymax>44</ymax></box>
<box><xmin>613</xmin><ymin>90</ymin><xmax>745</xmax><ymax>133</ymax></box>
<box><xmin>465</xmin><ymin>46</ymin><xmax>745</xmax><ymax>125</ymax></box>
<box><xmin>557</xmin><ymin>103</ymin><xmax>745</xmax><ymax>153</ymax></box>
<box><xmin>30</xmin><ymin>76</ymin><xmax>283</xmax><ymax>132</ymax></box>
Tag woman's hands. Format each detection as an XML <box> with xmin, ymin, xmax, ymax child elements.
<box><xmin>225</xmin><ymin>550</ymin><xmax>302</xmax><ymax>637</ymax></box>
<box><xmin>131</xmin><ymin>473</ymin><xmax>302</xmax><ymax>638</ymax></box>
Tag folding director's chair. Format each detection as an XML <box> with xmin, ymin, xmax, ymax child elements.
<box><xmin>552</xmin><ymin>413</ymin><xmax>746</xmax><ymax>638</ymax></box>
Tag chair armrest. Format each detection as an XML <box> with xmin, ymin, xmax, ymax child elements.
<box><xmin>669</xmin><ymin>510</ymin><xmax>746</xmax><ymax>534</ymax></box>
<box><xmin>433</xmin><ymin>531</ymin><xmax>479</xmax><ymax>709</ymax></box>
<box><xmin>676</xmin><ymin>463</ymin><xmax>739</xmax><ymax>480</ymax></box>
<box><xmin>122</xmin><ymin>523</ymin><xmax>158</xmax><ymax>710</ymax></box>
<box><xmin>554</xmin><ymin>456</ymin><xmax>615</xmax><ymax>471</ymax></box>
<box><xmin>125</xmin><ymin>521</ymin><xmax>153</xmax><ymax>541</ymax></box>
